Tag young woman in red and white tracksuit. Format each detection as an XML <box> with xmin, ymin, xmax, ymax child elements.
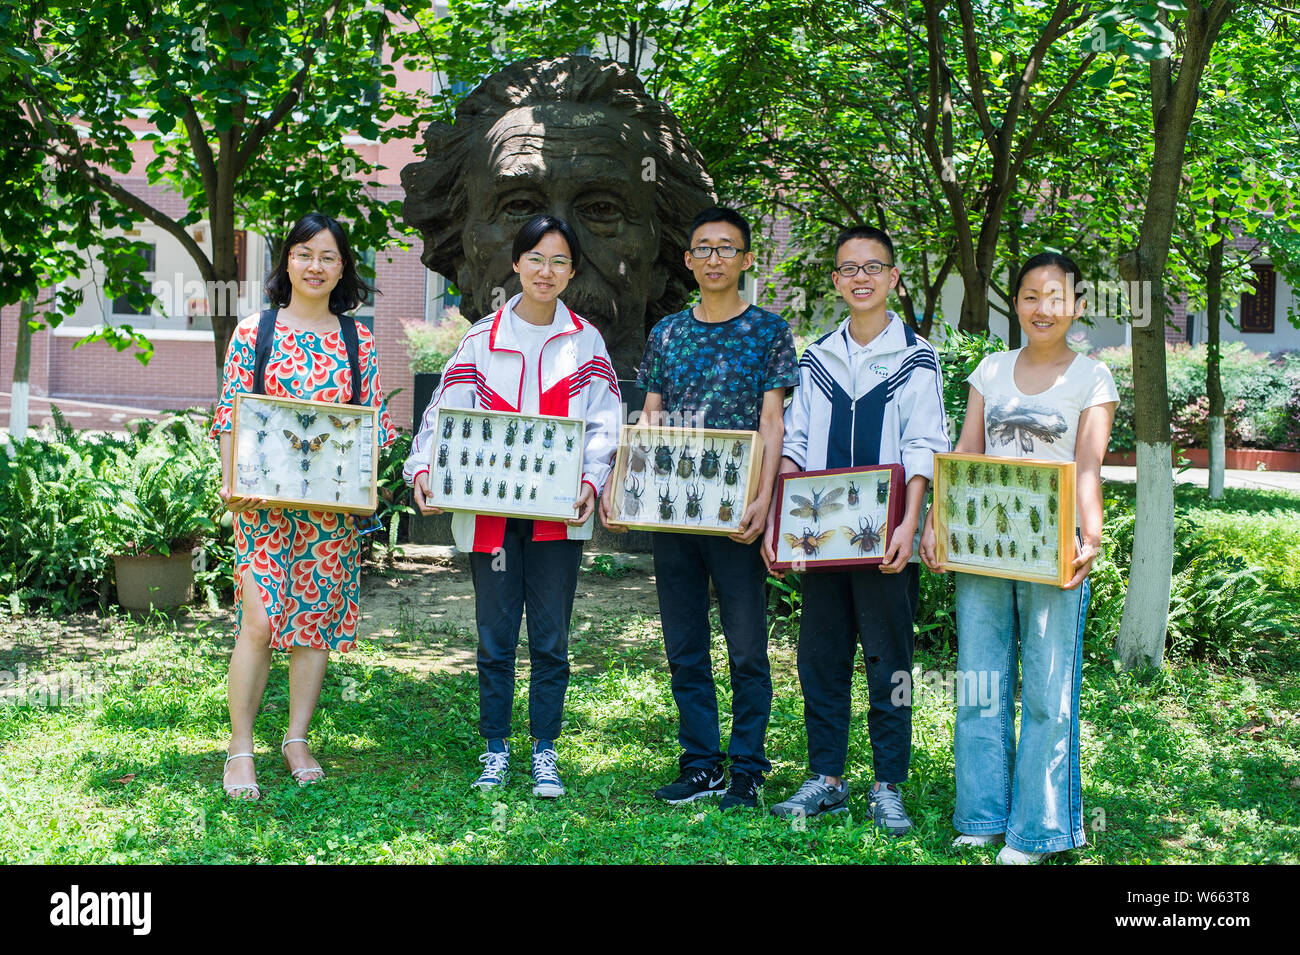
<box><xmin>405</xmin><ymin>215</ymin><xmax>621</xmax><ymax>797</ymax></box>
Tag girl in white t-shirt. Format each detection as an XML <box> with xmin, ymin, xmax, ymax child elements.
<box><xmin>921</xmin><ymin>253</ymin><xmax>1118</xmax><ymax>864</ymax></box>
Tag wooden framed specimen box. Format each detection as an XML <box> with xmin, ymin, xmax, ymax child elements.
<box><xmin>770</xmin><ymin>464</ymin><xmax>906</xmax><ymax>571</ymax></box>
<box><xmin>932</xmin><ymin>452</ymin><xmax>1077</xmax><ymax>587</ymax></box>
<box><xmin>232</xmin><ymin>394</ymin><xmax>380</xmax><ymax>514</ymax></box>
<box><xmin>425</xmin><ymin>407</ymin><xmax>586</xmax><ymax>521</ymax></box>
<box><xmin>607</xmin><ymin>425</ymin><xmax>765</xmax><ymax>535</ymax></box>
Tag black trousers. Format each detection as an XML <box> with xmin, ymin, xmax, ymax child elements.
<box><xmin>797</xmin><ymin>563</ymin><xmax>919</xmax><ymax>782</ymax></box>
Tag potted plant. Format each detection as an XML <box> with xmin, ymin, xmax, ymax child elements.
<box><xmin>405</xmin><ymin>307</ymin><xmax>469</xmax><ymax>430</ymax></box>
<box><xmin>109</xmin><ymin>451</ymin><xmax>218</xmax><ymax>611</ymax></box>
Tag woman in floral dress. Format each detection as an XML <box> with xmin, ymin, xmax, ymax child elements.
<box><xmin>211</xmin><ymin>213</ymin><xmax>393</xmax><ymax>799</ymax></box>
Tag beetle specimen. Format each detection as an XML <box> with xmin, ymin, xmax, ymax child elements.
<box><xmin>623</xmin><ymin>477</ymin><xmax>644</xmax><ymax>518</ymax></box>
<box><xmin>464</xmin><ymin>476</ymin><xmax>474</xmax><ymax>495</ymax></box>
<box><xmin>1047</xmin><ymin>496</ymin><xmax>1057</xmax><ymax>522</ymax></box>
<box><xmin>658</xmin><ymin>487</ymin><xmax>677</xmax><ymax>521</ymax></box>
<box><xmin>534</xmin><ymin>456</ymin><xmax>543</xmax><ymax>473</ymax></box>
<box><xmin>1013</xmin><ymin>495</ymin><xmax>1022</xmax><ymax>512</ymax></box>
<box><xmin>877</xmin><ymin>479</ymin><xmax>889</xmax><ymax>504</ymax></box>
<box><xmin>441</xmin><ymin>415</ymin><xmax>455</xmax><ymax>439</ymax></box>
<box><xmin>718</xmin><ymin>493</ymin><xmax>736</xmax><ymax>523</ymax></box>
<box><xmin>481</xmin><ymin>418</ymin><xmax>492</xmax><ymax>442</ymax></box>
<box><xmin>437</xmin><ymin>444</ymin><xmax>449</xmax><ymax>468</ymax></box>
<box><xmin>299</xmin><ymin>456</ymin><xmax>313</xmax><ymax>473</ymax></box>
<box><xmin>982</xmin><ymin>492</ymin><xmax>990</xmax><ymax>508</ymax></box>
<box><xmin>995</xmin><ymin>540</ymin><xmax>1004</xmax><ymax>558</ymax></box>
<box><xmin>700</xmin><ymin>441</ymin><xmax>721</xmax><ymax>480</ymax></box>
<box><xmin>543</xmin><ymin>422</ymin><xmax>556</xmax><ymax>449</ymax></box>
<box><xmin>966</xmin><ymin>462</ymin><xmax>980</xmax><ymax>483</ymax></box>
<box><xmin>946</xmin><ymin>491</ymin><xmax>958</xmax><ymax>521</ymax></box>
<box><xmin>476</xmin><ymin>450</ymin><xmax>485</xmax><ymax>467</ymax></box>
<box><xmin>654</xmin><ymin>444</ymin><xmax>674</xmax><ymax>476</ymax></box>
<box><xmin>628</xmin><ymin>440</ymin><xmax>649</xmax><ymax>474</ymax></box>
<box><xmin>530</xmin><ymin>485</ymin><xmax>538</xmax><ymax>501</ymax></box>
<box><xmin>524</xmin><ymin>422</ymin><xmax>536</xmax><ymax>445</ymax></box>
<box><xmin>519</xmin><ymin>454</ymin><xmax>528</xmax><ymax>472</ymax></box>
<box><xmin>983</xmin><ymin>542</ymin><xmax>991</xmax><ymax>558</ymax></box>
<box><xmin>724</xmin><ymin>458</ymin><xmax>741</xmax><ymax>486</ymax></box>
<box><xmin>505</xmin><ymin>421</ymin><xmax>519</xmax><ymax>446</ymax></box>
<box><xmin>966</xmin><ymin>499</ymin><xmax>978</xmax><ymax>525</ymax></box>
<box><xmin>1027</xmin><ymin>469</ymin><xmax>1040</xmax><ymax>491</ymax></box>
<box><xmin>547</xmin><ymin>460</ymin><xmax>556</xmax><ymax>476</ymax></box>
<box><xmin>460</xmin><ymin>448</ymin><xmax>469</xmax><ymax>467</ymax></box>
<box><xmin>462</xmin><ymin>417</ymin><xmax>473</xmax><ymax>439</ymax></box>
<box><xmin>685</xmin><ymin>483</ymin><xmax>704</xmax><ymax>521</ymax></box>
<box><xmin>847</xmin><ymin>481</ymin><xmax>860</xmax><ymax>506</ymax></box>
<box><xmin>514</xmin><ymin>484</ymin><xmax>523</xmax><ymax>501</ymax></box>
<box><xmin>950</xmin><ymin>532</ymin><xmax>960</xmax><ymax>555</ymax></box>
<box><xmin>565</xmin><ymin>433</ymin><xmax>575</xmax><ymax>452</ymax></box>
<box><xmin>789</xmin><ymin>486</ymin><xmax>844</xmax><ymax>523</ymax></box>
<box><xmin>482</xmin><ymin>478</ymin><xmax>491</xmax><ymax>496</ymax></box>
<box><xmin>999</xmin><ymin>464</ymin><xmax>1010</xmax><ymax>486</ymax></box>
<box><xmin>676</xmin><ymin>444</ymin><xmax>696</xmax><ymax>480</ymax></box>
<box><xmin>967</xmin><ymin>533</ymin><xmax>976</xmax><ymax>553</ymax></box>
<box><xmin>443</xmin><ymin>471</ymin><xmax>453</xmax><ymax>495</ymax></box>
<box><xmin>1049</xmin><ymin>472</ymin><xmax>1058</xmax><ymax>492</ymax></box>
<box><xmin>489</xmin><ymin>451</ymin><xmax>497</xmax><ymax>467</ymax></box>
<box><xmin>1028</xmin><ymin>506</ymin><xmax>1042</xmax><ymax>534</ymax></box>
<box><xmin>1031</xmin><ymin>544</ymin><xmax>1040</xmax><ymax>560</ymax></box>
<box><xmin>497</xmin><ymin>481</ymin><xmax>508</xmax><ymax>499</ymax></box>
<box><xmin>842</xmin><ymin>516</ymin><xmax>885</xmax><ymax>555</ymax></box>
<box><xmin>784</xmin><ymin>526</ymin><xmax>835</xmax><ymax>556</ymax></box>
<box><xmin>1009</xmin><ymin>540</ymin><xmax>1017</xmax><ymax>559</ymax></box>
<box><xmin>983</xmin><ymin>464</ymin><xmax>994</xmax><ymax>483</ymax></box>
<box><xmin>730</xmin><ymin>440</ymin><xmax>745</xmax><ymax>459</ymax></box>
<box><xmin>946</xmin><ymin>460</ymin><xmax>959</xmax><ymax>484</ymax></box>
<box><xmin>504</xmin><ymin>452</ymin><xmax>512</xmax><ymax>469</ymax></box>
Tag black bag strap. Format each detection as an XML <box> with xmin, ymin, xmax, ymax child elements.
<box><xmin>252</xmin><ymin>308</ymin><xmax>362</xmax><ymax>406</ymax></box>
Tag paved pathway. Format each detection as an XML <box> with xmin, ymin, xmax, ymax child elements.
<box><xmin>1101</xmin><ymin>464</ymin><xmax>1300</xmax><ymax>494</ymax></box>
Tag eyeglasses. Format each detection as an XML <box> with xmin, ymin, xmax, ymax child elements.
<box><xmin>834</xmin><ymin>261</ymin><xmax>893</xmax><ymax>278</ymax></box>
<box><xmin>689</xmin><ymin>245</ymin><xmax>747</xmax><ymax>260</ymax></box>
<box><xmin>290</xmin><ymin>250</ymin><xmax>342</xmax><ymax>268</ymax></box>
<box><xmin>520</xmin><ymin>253</ymin><xmax>573</xmax><ymax>273</ymax></box>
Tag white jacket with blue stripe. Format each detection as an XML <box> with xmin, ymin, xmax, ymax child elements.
<box><xmin>782</xmin><ymin>313</ymin><xmax>950</xmax><ymax>481</ymax></box>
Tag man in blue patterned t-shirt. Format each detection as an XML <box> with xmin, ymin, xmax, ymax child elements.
<box><xmin>601</xmin><ymin>207</ymin><xmax>799</xmax><ymax>811</ymax></box>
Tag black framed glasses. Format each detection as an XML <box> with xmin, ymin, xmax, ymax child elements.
<box><xmin>689</xmin><ymin>245</ymin><xmax>747</xmax><ymax>260</ymax></box>
<box><xmin>834</xmin><ymin>260</ymin><xmax>893</xmax><ymax>277</ymax></box>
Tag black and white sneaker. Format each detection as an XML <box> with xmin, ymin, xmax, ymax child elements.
<box><xmin>719</xmin><ymin>771</ymin><xmax>761</xmax><ymax>811</ymax></box>
<box><xmin>653</xmin><ymin>764</ymin><xmax>726</xmax><ymax>804</ymax></box>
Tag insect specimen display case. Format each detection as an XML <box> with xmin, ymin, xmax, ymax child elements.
<box><xmin>770</xmin><ymin>464</ymin><xmax>905</xmax><ymax>570</ymax></box>
<box><xmin>606</xmin><ymin>426</ymin><xmax>765</xmax><ymax>535</ymax></box>
<box><xmin>931</xmin><ymin>452</ymin><xmax>1076</xmax><ymax>586</ymax></box>
<box><xmin>232</xmin><ymin>394</ymin><xmax>379</xmax><ymax>514</ymax></box>
<box><xmin>425</xmin><ymin>407</ymin><xmax>587</xmax><ymax>521</ymax></box>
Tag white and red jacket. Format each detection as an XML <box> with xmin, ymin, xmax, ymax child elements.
<box><xmin>404</xmin><ymin>295</ymin><xmax>623</xmax><ymax>553</ymax></box>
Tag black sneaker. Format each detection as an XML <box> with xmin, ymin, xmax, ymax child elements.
<box><xmin>653</xmin><ymin>765</ymin><xmax>726</xmax><ymax>804</ymax></box>
<box><xmin>719</xmin><ymin>771</ymin><xmax>761</xmax><ymax>811</ymax></box>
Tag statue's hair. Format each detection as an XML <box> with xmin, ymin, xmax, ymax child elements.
<box><xmin>402</xmin><ymin>55</ymin><xmax>716</xmax><ymax>321</ymax></box>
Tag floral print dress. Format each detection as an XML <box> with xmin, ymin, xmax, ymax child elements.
<box><xmin>211</xmin><ymin>314</ymin><xmax>394</xmax><ymax>652</ymax></box>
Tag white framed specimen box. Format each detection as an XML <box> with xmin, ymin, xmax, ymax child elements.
<box><xmin>932</xmin><ymin>452</ymin><xmax>1077</xmax><ymax>587</ymax></box>
<box><xmin>770</xmin><ymin>464</ymin><xmax>906</xmax><ymax>571</ymax></box>
<box><xmin>232</xmin><ymin>394</ymin><xmax>379</xmax><ymax>514</ymax></box>
<box><xmin>425</xmin><ymin>407</ymin><xmax>586</xmax><ymax>521</ymax></box>
<box><xmin>606</xmin><ymin>426</ymin><xmax>765</xmax><ymax>535</ymax></box>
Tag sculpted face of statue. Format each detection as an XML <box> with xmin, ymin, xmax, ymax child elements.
<box><xmin>402</xmin><ymin>56</ymin><xmax>715</xmax><ymax>376</ymax></box>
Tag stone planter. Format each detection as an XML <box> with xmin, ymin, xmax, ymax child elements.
<box><xmin>114</xmin><ymin>551</ymin><xmax>195</xmax><ymax>611</ymax></box>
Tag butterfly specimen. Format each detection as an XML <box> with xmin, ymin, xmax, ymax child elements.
<box><xmin>784</xmin><ymin>527</ymin><xmax>835</xmax><ymax>556</ymax></box>
<box><xmin>788</xmin><ymin>486</ymin><xmax>844</xmax><ymax>523</ymax></box>
<box><xmin>329</xmin><ymin>414</ymin><xmax>360</xmax><ymax>432</ymax></box>
<box><xmin>284</xmin><ymin>430</ymin><xmax>329</xmax><ymax>453</ymax></box>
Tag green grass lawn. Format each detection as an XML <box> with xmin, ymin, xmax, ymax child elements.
<box><xmin>2</xmin><ymin>597</ymin><xmax>1297</xmax><ymax>864</ymax></box>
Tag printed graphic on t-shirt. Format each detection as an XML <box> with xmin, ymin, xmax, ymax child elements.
<box><xmin>985</xmin><ymin>394</ymin><xmax>1069</xmax><ymax>453</ymax></box>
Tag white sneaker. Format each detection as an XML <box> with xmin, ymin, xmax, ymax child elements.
<box><xmin>953</xmin><ymin>833</ymin><xmax>1005</xmax><ymax>847</ymax></box>
<box><xmin>473</xmin><ymin>747</ymin><xmax>510</xmax><ymax>790</ymax></box>
<box><xmin>997</xmin><ymin>845</ymin><xmax>1051</xmax><ymax>865</ymax></box>
<box><xmin>531</xmin><ymin>747</ymin><xmax>565</xmax><ymax>798</ymax></box>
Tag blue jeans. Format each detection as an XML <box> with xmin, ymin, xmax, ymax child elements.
<box><xmin>952</xmin><ymin>572</ymin><xmax>1090</xmax><ymax>853</ymax></box>
<box><xmin>652</xmin><ymin>532</ymin><xmax>772</xmax><ymax>779</ymax></box>
<box><xmin>468</xmin><ymin>519</ymin><xmax>582</xmax><ymax>743</ymax></box>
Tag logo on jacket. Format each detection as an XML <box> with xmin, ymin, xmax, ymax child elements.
<box><xmin>869</xmin><ymin>362</ymin><xmax>889</xmax><ymax>379</ymax></box>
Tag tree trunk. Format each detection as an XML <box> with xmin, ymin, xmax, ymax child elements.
<box><xmin>1006</xmin><ymin>201</ymin><xmax>1022</xmax><ymax>348</ymax></box>
<box><xmin>1205</xmin><ymin>216</ymin><xmax>1225</xmax><ymax>499</ymax></box>
<box><xmin>10</xmin><ymin>298</ymin><xmax>35</xmax><ymax>445</ymax></box>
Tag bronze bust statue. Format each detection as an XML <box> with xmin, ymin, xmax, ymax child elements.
<box><xmin>402</xmin><ymin>55</ymin><xmax>716</xmax><ymax>377</ymax></box>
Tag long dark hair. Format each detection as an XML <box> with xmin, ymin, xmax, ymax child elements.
<box><xmin>265</xmin><ymin>213</ymin><xmax>376</xmax><ymax>314</ymax></box>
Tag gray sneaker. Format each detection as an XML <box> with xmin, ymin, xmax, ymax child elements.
<box><xmin>770</xmin><ymin>775</ymin><xmax>850</xmax><ymax>819</ymax></box>
<box><xmin>867</xmin><ymin>782</ymin><xmax>912</xmax><ymax>835</ymax></box>
<box><xmin>473</xmin><ymin>748</ymin><xmax>510</xmax><ymax>791</ymax></box>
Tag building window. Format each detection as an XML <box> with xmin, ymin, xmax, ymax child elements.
<box><xmin>112</xmin><ymin>244</ymin><xmax>156</xmax><ymax>317</ymax></box>
<box><xmin>1239</xmin><ymin>264</ymin><xmax>1276</xmax><ymax>333</ymax></box>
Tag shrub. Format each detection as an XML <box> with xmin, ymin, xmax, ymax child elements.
<box><xmin>404</xmin><ymin>307</ymin><xmax>470</xmax><ymax>374</ymax></box>
<box><xmin>936</xmin><ymin>329</ymin><xmax>1007</xmax><ymax>438</ymax></box>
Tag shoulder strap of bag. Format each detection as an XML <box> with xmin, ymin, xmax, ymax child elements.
<box><xmin>337</xmin><ymin>313</ymin><xmax>362</xmax><ymax>405</ymax></box>
<box><xmin>252</xmin><ymin>308</ymin><xmax>278</xmax><ymax>395</ymax></box>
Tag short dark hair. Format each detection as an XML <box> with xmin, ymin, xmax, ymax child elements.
<box><xmin>265</xmin><ymin>213</ymin><xmax>375</xmax><ymax>314</ymax></box>
<box><xmin>834</xmin><ymin>225</ymin><xmax>895</xmax><ymax>263</ymax></box>
<box><xmin>1011</xmin><ymin>251</ymin><xmax>1084</xmax><ymax>302</ymax></box>
<box><xmin>511</xmin><ymin>214</ymin><xmax>583</xmax><ymax>271</ymax></box>
<box><xmin>690</xmin><ymin>207</ymin><xmax>751</xmax><ymax>250</ymax></box>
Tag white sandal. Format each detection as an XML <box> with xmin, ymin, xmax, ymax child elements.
<box><xmin>281</xmin><ymin>737</ymin><xmax>325</xmax><ymax>786</ymax></box>
<box><xmin>223</xmin><ymin>752</ymin><xmax>261</xmax><ymax>800</ymax></box>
